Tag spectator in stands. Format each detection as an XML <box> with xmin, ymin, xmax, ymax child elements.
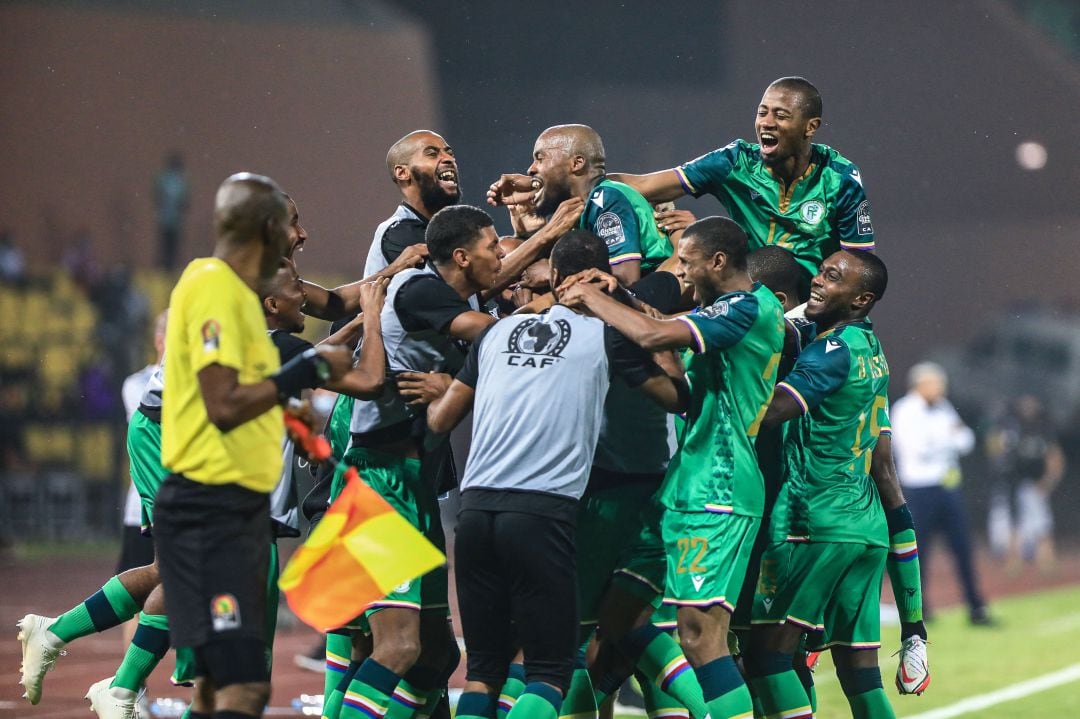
<box><xmin>985</xmin><ymin>393</ymin><xmax>1065</xmax><ymax>573</ymax></box>
<box><xmin>154</xmin><ymin>151</ymin><xmax>190</xmax><ymax>271</ymax></box>
<box><xmin>890</xmin><ymin>361</ymin><xmax>993</xmax><ymax>625</ymax></box>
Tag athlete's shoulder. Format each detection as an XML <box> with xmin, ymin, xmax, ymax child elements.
<box><xmin>588</xmin><ymin>178</ymin><xmax>641</xmax><ymax>212</ymax></box>
<box><xmin>814</xmin><ymin>143</ymin><xmax>865</xmax><ymax>182</ymax></box>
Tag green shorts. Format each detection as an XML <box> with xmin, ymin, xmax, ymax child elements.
<box><xmin>650</xmin><ymin>601</ymin><xmax>678</xmax><ymax>630</ymax></box>
<box><xmin>662</xmin><ymin>510</ymin><xmax>760</xmax><ymax>612</ymax></box>
<box><xmin>576</xmin><ymin>482</ymin><xmax>666</xmax><ymax>625</ymax></box>
<box><xmin>752</xmin><ymin>540</ymin><xmax>886</xmax><ymax>650</ymax></box>
<box><xmin>127</xmin><ymin>411</ymin><xmax>168</xmax><ymax>529</ymax></box>
<box><xmin>340</xmin><ymin>446</ymin><xmax>448</xmax><ymax>620</ymax></box>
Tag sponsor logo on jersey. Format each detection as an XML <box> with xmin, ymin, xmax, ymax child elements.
<box><xmin>594</xmin><ymin>211</ymin><xmax>624</xmax><ymax>248</ymax></box>
<box><xmin>762</xmin><ymin>596</ymin><xmax>773</xmax><ymax>611</ymax></box>
<box><xmin>591</xmin><ymin>190</ymin><xmax>605</xmax><ymax>208</ymax></box>
<box><xmin>799</xmin><ymin>200</ymin><xmax>825</xmax><ymax>225</ymax></box>
<box><xmin>504</xmin><ymin>318</ymin><xmax>572</xmax><ymax>368</ymax></box>
<box><xmin>825</xmin><ymin>339</ymin><xmax>842</xmax><ymax>353</ymax></box>
<box><xmin>691</xmin><ymin>575</ymin><xmax>705</xmax><ymax>592</ymax></box>
<box><xmin>850</xmin><ymin>168</ymin><xmax>863</xmax><ymax>186</ymax></box>
<box><xmin>201</xmin><ymin>319</ymin><xmax>221</xmax><ymax>352</ymax></box>
<box><xmin>210</xmin><ymin>593</ymin><xmax>240</xmax><ymax>631</ymax></box>
<box><xmin>856</xmin><ymin>200</ymin><xmax>873</xmax><ymax>235</ymax></box>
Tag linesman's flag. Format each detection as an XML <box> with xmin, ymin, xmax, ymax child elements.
<box><xmin>278</xmin><ymin>413</ymin><xmax>445</xmax><ymax>632</ymax></box>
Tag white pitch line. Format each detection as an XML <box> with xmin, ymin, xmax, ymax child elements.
<box><xmin>903</xmin><ymin>663</ymin><xmax>1080</xmax><ymax>719</ymax></box>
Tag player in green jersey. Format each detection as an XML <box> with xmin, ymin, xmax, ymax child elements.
<box><xmin>488</xmin><ymin>124</ymin><xmax>673</xmax><ymax>286</ymax></box>
<box><xmin>561</xmin><ymin>216</ymin><xmax>785</xmax><ymax>719</ymax></box>
<box><xmin>609</xmin><ymin>77</ymin><xmax>873</xmax><ymax>298</ymax></box>
<box><xmin>748</xmin><ymin>249</ymin><xmax>896</xmax><ymax>719</ymax></box>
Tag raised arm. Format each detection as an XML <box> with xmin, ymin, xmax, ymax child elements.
<box><xmin>301</xmin><ymin>244</ymin><xmax>428</xmax><ymax>321</ymax></box>
<box><xmin>560</xmin><ymin>280</ymin><xmax>693</xmax><ymax>352</ymax></box>
<box><xmin>324</xmin><ymin>278</ymin><xmax>389</xmax><ymax>400</ymax></box>
<box><xmin>482</xmin><ymin>197</ymin><xmax>584</xmax><ymax>301</ymax></box>
<box><xmin>607</xmin><ymin>169</ymin><xmax>686</xmax><ymax>203</ymax></box>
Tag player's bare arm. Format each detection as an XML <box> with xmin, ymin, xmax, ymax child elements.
<box><xmin>426</xmin><ymin>380</ymin><xmax>475</xmax><ymax>434</ymax></box>
<box><xmin>870</xmin><ymin>433</ymin><xmax>906</xmax><ymax>511</ymax></box>
<box><xmin>325</xmin><ymin>277</ymin><xmax>389</xmax><ymax>400</ymax></box>
<box><xmin>447</xmin><ymin>310</ymin><xmax>498</xmax><ymax>343</ymax></box>
<box><xmin>197</xmin><ymin>344</ymin><xmax>351</xmax><ymax>432</ymax></box>
<box><xmin>482</xmin><ymin>197</ymin><xmax>584</xmax><ymax>300</ymax></box>
<box><xmin>761</xmin><ymin>386</ymin><xmax>803</xmax><ymax>429</ymax></box>
<box><xmin>607</xmin><ymin>169</ymin><xmax>686</xmax><ymax>203</ymax></box>
<box><xmin>560</xmin><ymin>280</ymin><xmax>693</xmax><ymax>352</ymax></box>
<box><xmin>301</xmin><ymin>243</ymin><xmax>428</xmax><ymax>321</ymax></box>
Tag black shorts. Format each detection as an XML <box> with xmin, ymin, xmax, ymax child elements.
<box><xmin>116</xmin><ymin>525</ymin><xmax>155</xmax><ymax>574</ymax></box>
<box><xmin>454</xmin><ymin>489</ymin><xmax>578</xmax><ymax>693</ymax></box>
<box><xmin>153</xmin><ymin>474</ymin><xmax>270</xmax><ymax>654</ymax></box>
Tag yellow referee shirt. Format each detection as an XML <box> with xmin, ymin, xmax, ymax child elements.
<box><xmin>161</xmin><ymin>258</ymin><xmax>283</xmax><ymax>493</ymax></box>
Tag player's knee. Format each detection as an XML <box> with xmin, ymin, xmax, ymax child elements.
<box><xmin>375</xmin><ymin>633</ymin><xmax>422</xmax><ymax>672</ymax></box>
<box><xmin>216</xmin><ymin>680</ymin><xmax>271</xmax><ymax>714</ymax></box>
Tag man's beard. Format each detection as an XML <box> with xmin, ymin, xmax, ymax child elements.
<box><xmin>414</xmin><ymin>169</ymin><xmax>461</xmax><ymax>214</ymax></box>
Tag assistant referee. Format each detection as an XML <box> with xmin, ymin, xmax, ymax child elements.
<box><xmin>153</xmin><ymin>173</ymin><xmax>351</xmax><ymax>719</ymax></box>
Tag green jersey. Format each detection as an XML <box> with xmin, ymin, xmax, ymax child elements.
<box><xmin>675</xmin><ymin>140</ymin><xmax>874</xmax><ymax>280</ymax></box>
<box><xmin>772</xmin><ymin>319</ymin><xmax>890</xmax><ymax>547</ymax></box>
<box><xmin>580</xmin><ymin>178</ymin><xmax>673</xmax><ymax>272</ymax></box>
<box><xmin>658</xmin><ymin>283</ymin><xmax>785</xmax><ymax>516</ymax></box>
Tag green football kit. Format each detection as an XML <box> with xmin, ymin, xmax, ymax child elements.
<box><xmin>659</xmin><ymin>283</ymin><xmax>785</xmax><ymax>609</ymax></box>
<box><xmin>580</xmin><ymin>177</ymin><xmax>673</xmax><ymax>273</ymax></box>
<box><xmin>675</xmin><ymin>140</ymin><xmax>874</xmax><ymax>284</ymax></box>
<box><xmin>753</xmin><ymin>319</ymin><xmax>891</xmax><ymax>649</ymax></box>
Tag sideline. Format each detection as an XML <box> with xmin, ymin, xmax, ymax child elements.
<box><xmin>903</xmin><ymin>663</ymin><xmax>1080</xmax><ymax>719</ymax></box>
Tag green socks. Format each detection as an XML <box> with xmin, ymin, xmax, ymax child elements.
<box><xmin>341</xmin><ymin>659</ymin><xmax>401</xmax><ymax>719</ymax></box>
<box><xmin>746</xmin><ymin>652</ymin><xmax>813</xmax><ymax>719</ymax></box>
<box><xmin>839</xmin><ymin>667</ymin><xmax>895</xmax><ymax>719</ymax></box>
<box><xmin>498</xmin><ymin>663</ymin><xmax>528</xmax><ymax>719</ymax></box>
<box><xmin>324</xmin><ymin>660</ymin><xmax>361</xmax><ymax>719</ymax></box>
<box><xmin>885</xmin><ymin>505</ymin><xmax>923</xmax><ymax>626</ymax></box>
<box><xmin>49</xmin><ymin>575</ymin><xmax>140</xmax><ymax>642</ymax></box>
<box><xmin>558</xmin><ymin>661</ymin><xmax>596</xmax><ymax>719</ymax></box>
<box><xmin>694</xmin><ymin>656</ymin><xmax>753</xmax><ymax>719</ymax></box>
<box><xmin>456</xmin><ymin>692</ymin><xmax>496</xmax><ymax>719</ymax></box>
<box><xmin>506</xmin><ymin>683</ymin><xmax>562</xmax><ymax>719</ymax></box>
<box><xmin>640</xmin><ymin>676</ymin><xmax>689</xmax><ymax>719</ymax></box>
<box><xmin>621</xmin><ymin>624</ymin><xmax>708</xmax><ymax>719</ymax></box>
<box><xmin>111</xmin><ymin>613</ymin><xmax>169</xmax><ymax>692</ymax></box>
<box><xmin>325</xmin><ymin>633</ymin><xmax>354</xmax><ymax>708</ymax></box>
<box><xmin>384</xmin><ymin>666</ymin><xmax>441</xmax><ymax>719</ymax></box>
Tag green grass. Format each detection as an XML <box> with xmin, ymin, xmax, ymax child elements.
<box><xmin>810</xmin><ymin>584</ymin><xmax>1080</xmax><ymax>717</ymax></box>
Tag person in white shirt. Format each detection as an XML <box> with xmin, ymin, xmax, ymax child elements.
<box><xmin>891</xmin><ymin>361</ymin><xmax>991</xmax><ymax>625</ymax></box>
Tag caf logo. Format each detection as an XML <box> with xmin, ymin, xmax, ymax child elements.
<box><xmin>505</xmin><ymin>319</ymin><xmax>572</xmax><ymax>368</ymax></box>
<box><xmin>210</xmin><ymin>593</ymin><xmax>240</xmax><ymax>632</ymax></box>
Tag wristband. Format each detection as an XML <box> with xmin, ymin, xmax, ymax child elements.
<box><xmin>272</xmin><ymin>348</ymin><xmax>330</xmax><ymax>401</ymax></box>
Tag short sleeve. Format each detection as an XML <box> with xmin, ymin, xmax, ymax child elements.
<box><xmin>586</xmin><ymin>186</ymin><xmax>643</xmax><ymax>266</ymax></box>
<box><xmin>455</xmin><ymin>324</ymin><xmax>494</xmax><ymax>388</ymax></box>
<box><xmin>185</xmin><ymin>271</ymin><xmax>247</xmax><ymax>373</ymax></box>
<box><xmin>629</xmin><ymin>271</ymin><xmax>682</xmax><ymax>315</ymax></box>
<box><xmin>878</xmin><ymin>400</ymin><xmax>892</xmax><ymax>435</ymax></box>
<box><xmin>677</xmin><ymin>292</ymin><xmax>759</xmax><ymax>353</ymax></box>
<box><xmin>835</xmin><ymin>167</ymin><xmax>875</xmax><ymax>251</ymax></box>
<box><xmin>271</xmin><ymin>331</ymin><xmax>314</xmax><ymax>365</ymax></box>
<box><xmin>776</xmin><ymin>336</ymin><xmax>851</xmax><ymax>414</ymax></box>
<box><xmin>603</xmin><ymin>326</ymin><xmax>663</xmax><ymax>388</ymax></box>
<box><xmin>395</xmin><ymin>275</ymin><xmax>473</xmax><ymax>333</ymax></box>
<box><xmin>674</xmin><ymin>140</ymin><xmax>742</xmax><ymax>198</ymax></box>
<box><xmin>381</xmin><ymin>218</ymin><xmax>428</xmax><ymax>264</ymax></box>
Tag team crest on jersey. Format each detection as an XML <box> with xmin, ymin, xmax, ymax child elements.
<box><xmin>505</xmin><ymin>318</ymin><xmax>572</xmax><ymax>368</ymax></box>
<box><xmin>201</xmin><ymin>319</ymin><xmax>221</xmax><ymax>352</ymax></box>
<box><xmin>799</xmin><ymin>200</ymin><xmax>825</xmax><ymax>225</ymax></box>
<box><xmin>394</xmin><ymin>580</ymin><xmax>412</xmax><ymax>594</ymax></box>
<box><xmin>210</xmin><ymin>593</ymin><xmax>240</xmax><ymax>631</ymax></box>
<box><xmin>856</xmin><ymin>201</ymin><xmax>873</xmax><ymax>235</ymax></box>
<box><xmin>594</xmin><ymin>212</ymin><xmax>624</xmax><ymax>248</ymax></box>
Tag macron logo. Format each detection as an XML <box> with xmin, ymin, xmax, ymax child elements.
<box><xmin>825</xmin><ymin>339</ymin><xmax>842</xmax><ymax>353</ymax></box>
<box><xmin>592</xmin><ymin>191</ymin><xmax>605</xmax><ymax>208</ymax></box>
<box><xmin>691</xmin><ymin>575</ymin><xmax>705</xmax><ymax>592</ymax></box>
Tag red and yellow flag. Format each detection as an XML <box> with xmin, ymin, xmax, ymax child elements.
<box><xmin>278</xmin><ymin>414</ymin><xmax>445</xmax><ymax>632</ymax></box>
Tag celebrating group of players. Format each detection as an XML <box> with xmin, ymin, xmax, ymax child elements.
<box><xmin>17</xmin><ymin>76</ymin><xmax>929</xmax><ymax>719</ymax></box>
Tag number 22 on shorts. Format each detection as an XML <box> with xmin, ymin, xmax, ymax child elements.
<box><xmin>675</xmin><ymin>537</ymin><xmax>709</xmax><ymax>574</ymax></box>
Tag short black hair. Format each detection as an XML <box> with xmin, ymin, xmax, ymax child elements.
<box><xmin>684</xmin><ymin>216</ymin><xmax>749</xmax><ymax>271</ymax></box>
<box><xmin>425</xmin><ymin>205</ymin><xmax>494</xmax><ymax>264</ymax></box>
<box><xmin>769</xmin><ymin>76</ymin><xmax>822</xmax><ymax>119</ymax></box>
<box><xmin>748</xmin><ymin>246</ymin><xmax>802</xmax><ymax>298</ymax></box>
<box><xmin>843</xmin><ymin>250</ymin><xmax>888</xmax><ymax>301</ymax></box>
<box><xmin>550</xmin><ymin>229</ymin><xmax>610</xmax><ymax>279</ymax></box>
